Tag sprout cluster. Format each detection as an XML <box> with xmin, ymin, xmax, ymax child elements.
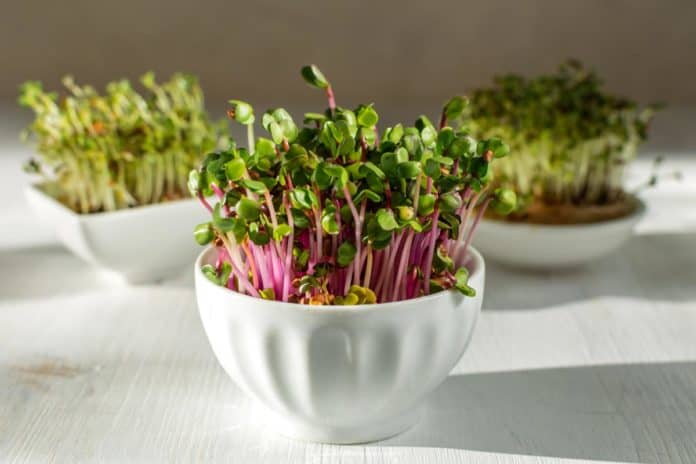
<box><xmin>191</xmin><ymin>65</ymin><xmax>516</xmax><ymax>305</ymax></box>
<box><xmin>465</xmin><ymin>60</ymin><xmax>659</xmax><ymax>211</ymax></box>
<box><xmin>19</xmin><ymin>73</ymin><xmax>227</xmax><ymax>213</ymax></box>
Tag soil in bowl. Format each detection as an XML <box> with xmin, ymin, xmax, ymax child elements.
<box><xmin>486</xmin><ymin>194</ymin><xmax>640</xmax><ymax>225</ymax></box>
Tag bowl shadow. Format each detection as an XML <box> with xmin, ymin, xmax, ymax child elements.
<box><xmin>483</xmin><ymin>232</ymin><xmax>696</xmax><ymax>310</ymax></box>
<box><xmin>0</xmin><ymin>245</ymin><xmax>192</xmax><ymax>299</ymax></box>
<box><xmin>378</xmin><ymin>361</ymin><xmax>696</xmax><ymax>462</ymax></box>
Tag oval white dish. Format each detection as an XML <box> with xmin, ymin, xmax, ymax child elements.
<box><xmin>25</xmin><ymin>184</ymin><xmax>208</xmax><ymax>283</ymax></box>
<box><xmin>473</xmin><ymin>199</ymin><xmax>646</xmax><ymax>270</ymax></box>
<box><xmin>194</xmin><ymin>245</ymin><xmax>485</xmax><ymax>444</ymax></box>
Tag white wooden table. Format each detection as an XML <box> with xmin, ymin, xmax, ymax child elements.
<box><xmin>1</xmin><ymin>107</ymin><xmax>696</xmax><ymax>463</ymax></box>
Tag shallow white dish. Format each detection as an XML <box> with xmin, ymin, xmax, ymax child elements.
<box><xmin>194</xmin><ymin>245</ymin><xmax>484</xmax><ymax>444</ymax></box>
<box><xmin>473</xmin><ymin>199</ymin><xmax>646</xmax><ymax>270</ymax></box>
<box><xmin>25</xmin><ymin>184</ymin><xmax>208</xmax><ymax>283</ymax></box>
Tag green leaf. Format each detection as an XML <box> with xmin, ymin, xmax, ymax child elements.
<box><xmin>301</xmin><ymin>64</ymin><xmax>329</xmax><ymax>89</ymax></box>
<box><xmin>312</xmin><ymin>162</ymin><xmax>333</xmax><ymax>189</ymax></box>
<box><xmin>395</xmin><ymin>147</ymin><xmax>409</xmax><ymax>163</ymax></box>
<box><xmin>486</xmin><ymin>137</ymin><xmax>510</xmax><ymax>158</ymax></box>
<box><xmin>376</xmin><ymin>208</ymin><xmax>399</xmax><ymax>231</ymax></box>
<box><xmin>255</xmin><ymin>138</ymin><xmax>276</xmax><ymax>157</ymax></box>
<box><xmin>224</xmin><ymin>189</ymin><xmax>241</xmax><ymax>207</ymax></box>
<box><xmin>454</xmin><ymin>267</ymin><xmax>476</xmax><ymax>297</ymax></box>
<box><xmin>303</xmin><ymin>112</ymin><xmax>327</xmax><ymax>125</ymax></box>
<box><xmin>248</xmin><ymin>222</ymin><xmax>270</xmax><ymax>245</ymax></box>
<box><xmin>237</xmin><ymin>198</ymin><xmax>261</xmax><ymax>221</ymax></box>
<box><xmin>273</xmin><ymin>223</ymin><xmax>292</xmax><ymax>241</ymax></box>
<box><xmin>289</xmin><ymin>187</ymin><xmax>318</xmax><ymax>210</ymax></box>
<box><xmin>415</xmin><ymin>115</ymin><xmax>434</xmax><ymax>132</ymax></box>
<box><xmin>359</xmin><ymin>161</ymin><xmax>385</xmax><ymax>179</ymax></box>
<box><xmin>356</xmin><ymin>104</ymin><xmax>379</xmax><ymax>127</ymax></box>
<box><xmin>212</xmin><ymin>203</ymin><xmax>237</xmax><ymax>233</ymax></box>
<box><xmin>240</xmin><ymin>178</ymin><xmax>268</xmax><ymax>193</ymax></box>
<box><xmin>353</xmin><ymin>189</ymin><xmax>381</xmax><ymax>204</ymax></box>
<box><xmin>405</xmin><ymin>219</ymin><xmax>423</xmax><ymax>232</ymax></box>
<box><xmin>323</xmin><ymin>163</ymin><xmax>349</xmax><ymax>187</ymax></box>
<box><xmin>443</xmin><ymin>96</ymin><xmax>468</xmax><ymax>120</ymax></box>
<box><xmin>470</xmin><ymin>157</ymin><xmax>489</xmax><ymax>178</ymax></box>
<box><xmin>418</xmin><ymin>194</ymin><xmax>436</xmax><ymax>216</ymax></box>
<box><xmin>439</xmin><ymin>192</ymin><xmax>462</xmax><ymax>213</ymax></box>
<box><xmin>424</xmin><ymin>158</ymin><xmax>441</xmax><ymax>178</ymax></box>
<box><xmin>259</xmin><ymin>288</ymin><xmax>276</xmax><ymax>300</ymax></box>
<box><xmin>193</xmin><ymin>222</ymin><xmax>215</xmax><ymax>245</ymax></box>
<box><xmin>187</xmin><ymin>169</ymin><xmax>201</xmax><ymax>197</ymax></box>
<box><xmin>337</xmin><ymin>241</ymin><xmax>357</xmax><ymax>267</ymax></box>
<box><xmin>380</xmin><ymin>152</ymin><xmax>399</xmax><ymax>174</ymax></box>
<box><xmin>490</xmin><ymin>188</ymin><xmax>517</xmax><ymax>215</ymax></box>
<box><xmin>202</xmin><ymin>264</ymin><xmax>220</xmax><ymax>285</ymax></box>
<box><xmin>421</xmin><ymin>126</ymin><xmax>437</xmax><ymax>146</ymax></box>
<box><xmin>228</xmin><ymin>100</ymin><xmax>255</xmax><ymax>125</ymax></box>
<box><xmin>397</xmin><ymin>161</ymin><xmax>421</xmax><ymax>179</ymax></box>
<box><xmin>321</xmin><ymin>211</ymin><xmax>340</xmax><ymax>235</ymax></box>
<box><xmin>225</xmin><ymin>158</ymin><xmax>246</xmax><ymax>182</ymax></box>
<box><xmin>386</xmin><ymin>124</ymin><xmax>404</xmax><ymax>143</ymax></box>
<box><xmin>437</xmin><ymin>127</ymin><xmax>455</xmax><ymax>153</ymax></box>
<box><xmin>291</xmin><ymin>208</ymin><xmax>310</xmax><ymax>228</ymax></box>
<box><xmin>396</xmin><ymin>206</ymin><xmax>415</xmax><ymax>221</ymax></box>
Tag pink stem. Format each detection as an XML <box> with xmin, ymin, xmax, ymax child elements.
<box><xmin>392</xmin><ymin>230</ymin><xmax>414</xmax><ymax>301</ymax></box>
<box><xmin>326</xmin><ymin>86</ymin><xmax>336</xmax><ymax>114</ymax></box>
<box><xmin>197</xmin><ymin>192</ymin><xmax>213</xmax><ymax>213</ymax></box>
<box><xmin>210</xmin><ymin>183</ymin><xmax>225</xmax><ymax>200</ymax></box>
<box><xmin>422</xmin><ymin>207</ymin><xmax>440</xmax><ymax>295</ymax></box>
<box><xmin>460</xmin><ymin>198</ymin><xmax>491</xmax><ymax>266</ymax></box>
<box><xmin>342</xmin><ymin>185</ymin><xmax>362</xmax><ymax>284</ymax></box>
<box><xmin>282</xmin><ymin>196</ymin><xmax>294</xmax><ymax>302</ymax></box>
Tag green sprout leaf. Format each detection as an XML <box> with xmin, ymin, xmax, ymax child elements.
<box><xmin>240</xmin><ymin>178</ymin><xmax>268</xmax><ymax>193</ymax></box>
<box><xmin>443</xmin><ymin>96</ymin><xmax>468</xmax><ymax>120</ymax></box>
<box><xmin>454</xmin><ymin>267</ymin><xmax>476</xmax><ymax>297</ymax></box>
<box><xmin>376</xmin><ymin>208</ymin><xmax>399</xmax><ymax>231</ymax></box>
<box><xmin>418</xmin><ymin>194</ymin><xmax>436</xmax><ymax>216</ymax></box>
<box><xmin>225</xmin><ymin>158</ymin><xmax>246</xmax><ymax>182</ymax></box>
<box><xmin>248</xmin><ymin>222</ymin><xmax>270</xmax><ymax>245</ymax></box>
<box><xmin>397</xmin><ymin>161</ymin><xmax>421</xmax><ymax>179</ymax></box>
<box><xmin>273</xmin><ymin>223</ymin><xmax>292</xmax><ymax>241</ymax></box>
<box><xmin>337</xmin><ymin>241</ymin><xmax>357</xmax><ymax>267</ymax></box>
<box><xmin>228</xmin><ymin>100</ymin><xmax>255</xmax><ymax>125</ymax></box>
<box><xmin>301</xmin><ymin>65</ymin><xmax>329</xmax><ymax>89</ymax></box>
<box><xmin>193</xmin><ymin>222</ymin><xmax>215</xmax><ymax>245</ymax></box>
<box><xmin>237</xmin><ymin>197</ymin><xmax>261</xmax><ymax>221</ymax></box>
<box><xmin>259</xmin><ymin>288</ymin><xmax>276</xmax><ymax>300</ymax></box>
<box><xmin>490</xmin><ymin>188</ymin><xmax>517</xmax><ymax>215</ymax></box>
<box><xmin>356</xmin><ymin>104</ymin><xmax>379</xmax><ymax>127</ymax></box>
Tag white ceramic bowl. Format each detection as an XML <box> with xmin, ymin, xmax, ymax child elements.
<box><xmin>25</xmin><ymin>184</ymin><xmax>208</xmax><ymax>283</ymax></box>
<box><xmin>195</xmin><ymin>245</ymin><xmax>484</xmax><ymax>444</ymax></box>
<box><xmin>473</xmin><ymin>199</ymin><xmax>646</xmax><ymax>270</ymax></box>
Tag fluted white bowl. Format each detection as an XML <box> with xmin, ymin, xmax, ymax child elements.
<box><xmin>25</xmin><ymin>184</ymin><xmax>208</xmax><ymax>283</ymax></box>
<box><xmin>194</xmin><ymin>245</ymin><xmax>485</xmax><ymax>444</ymax></box>
<box><xmin>473</xmin><ymin>199</ymin><xmax>646</xmax><ymax>270</ymax></box>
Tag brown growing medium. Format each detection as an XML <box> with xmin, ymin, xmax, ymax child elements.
<box><xmin>486</xmin><ymin>194</ymin><xmax>639</xmax><ymax>225</ymax></box>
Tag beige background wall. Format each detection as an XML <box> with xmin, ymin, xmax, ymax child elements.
<box><xmin>1</xmin><ymin>0</ymin><xmax>695</xmax><ymax>107</ymax></box>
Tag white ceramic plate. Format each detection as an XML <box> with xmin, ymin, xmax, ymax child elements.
<box><xmin>473</xmin><ymin>200</ymin><xmax>646</xmax><ymax>270</ymax></box>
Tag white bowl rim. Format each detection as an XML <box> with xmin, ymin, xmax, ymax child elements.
<box><xmin>195</xmin><ymin>245</ymin><xmax>484</xmax><ymax>313</ymax></box>
<box><xmin>481</xmin><ymin>196</ymin><xmax>646</xmax><ymax>230</ymax></box>
<box><xmin>25</xmin><ymin>183</ymin><xmax>199</xmax><ymax>218</ymax></box>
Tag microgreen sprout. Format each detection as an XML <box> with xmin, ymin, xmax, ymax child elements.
<box><xmin>191</xmin><ymin>65</ymin><xmax>515</xmax><ymax>305</ymax></box>
<box><xmin>19</xmin><ymin>73</ymin><xmax>227</xmax><ymax>213</ymax></box>
<box><xmin>464</xmin><ymin>60</ymin><xmax>660</xmax><ymax>213</ymax></box>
